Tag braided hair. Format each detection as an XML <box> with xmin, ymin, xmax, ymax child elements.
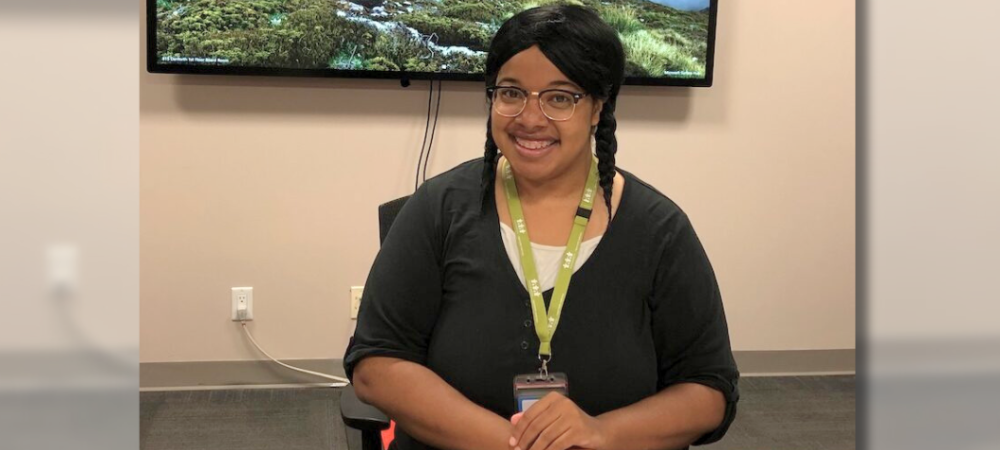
<box><xmin>481</xmin><ymin>4</ymin><xmax>625</xmax><ymax>220</ymax></box>
<box><xmin>482</xmin><ymin>116</ymin><xmax>500</xmax><ymax>198</ymax></box>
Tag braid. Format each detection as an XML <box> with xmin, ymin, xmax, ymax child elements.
<box><xmin>481</xmin><ymin>116</ymin><xmax>500</xmax><ymax>212</ymax></box>
<box><xmin>594</xmin><ymin>100</ymin><xmax>618</xmax><ymax>224</ymax></box>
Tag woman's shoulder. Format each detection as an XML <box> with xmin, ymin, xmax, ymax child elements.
<box><xmin>617</xmin><ymin>167</ymin><xmax>690</xmax><ymax>227</ymax></box>
<box><xmin>408</xmin><ymin>158</ymin><xmax>487</xmax><ymax>220</ymax></box>
<box><xmin>422</xmin><ymin>158</ymin><xmax>483</xmax><ymax>190</ymax></box>
<box><xmin>416</xmin><ymin>158</ymin><xmax>483</xmax><ymax>200</ymax></box>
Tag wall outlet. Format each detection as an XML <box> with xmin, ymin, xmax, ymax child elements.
<box><xmin>350</xmin><ymin>286</ymin><xmax>364</xmax><ymax>320</ymax></box>
<box><xmin>46</xmin><ymin>243</ymin><xmax>79</xmax><ymax>298</ymax></box>
<box><xmin>231</xmin><ymin>287</ymin><xmax>253</xmax><ymax>321</ymax></box>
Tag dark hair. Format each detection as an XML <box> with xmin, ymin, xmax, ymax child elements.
<box><xmin>481</xmin><ymin>4</ymin><xmax>626</xmax><ymax>220</ymax></box>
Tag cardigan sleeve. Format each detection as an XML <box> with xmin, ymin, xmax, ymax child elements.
<box><xmin>648</xmin><ymin>211</ymin><xmax>740</xmax><ymax>446</ymax></box>
<box><xmin>343</xmin><ymin>185</ymin><xmax>445</xmax><ymax>381</ymax></box>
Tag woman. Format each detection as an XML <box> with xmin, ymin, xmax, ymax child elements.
<box><xmin>345</xmin><ymin>5</ymin><xmax>739</xmax><ymax>450</ymax></box>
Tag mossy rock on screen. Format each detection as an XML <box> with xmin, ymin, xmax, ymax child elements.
<box><xmin>397</xmin><ymin>13</ymin><xmax>493</xmax><ymax>51</ymax></box>
<box><xmin>157</xmin><ymin>0</ymin><xmax>370</xmax><ymax>68</ymax></box>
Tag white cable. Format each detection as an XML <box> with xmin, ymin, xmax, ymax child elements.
<box><xmin>241</xmin><ymin>322</ymin><xmax>350</xmax><ymax>387</ymax></box>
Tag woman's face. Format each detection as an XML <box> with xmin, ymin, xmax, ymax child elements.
<box><xmin>491</xmin><ymin>46</ymin><xmax>603</xmax><ymax>185</ymax></box>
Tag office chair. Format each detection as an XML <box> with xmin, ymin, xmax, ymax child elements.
<box><xmin>340</xmin><ymin>195</ymin><xmax>411</xmax><ymax>450</ymax></box>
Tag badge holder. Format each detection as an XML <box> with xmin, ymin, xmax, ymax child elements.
<box><xmin>513</xmin><ymin>357</ymin><xmax>568</xmax><ymax>412</ymax></box>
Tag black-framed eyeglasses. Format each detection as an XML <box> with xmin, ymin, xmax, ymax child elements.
<box><xmin>486</xmin><ymin>85</ymin><xmax>588</xmax><ymax>122</ymax></box>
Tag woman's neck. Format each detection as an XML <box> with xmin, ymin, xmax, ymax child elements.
<box><xmin>511</xmin><ymin>154</ymin><xmax>592</xmax><ymax>204</ymax></box>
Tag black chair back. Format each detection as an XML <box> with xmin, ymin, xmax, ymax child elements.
<box><xmin>340</xmin><ymin>194</ymin><xmax>412</xmax><ymax>450</ymax></box>
<box><xmin>378</xmin><ymin>195</ymin><xmax>411</xmax><ymax>245</ymax></box>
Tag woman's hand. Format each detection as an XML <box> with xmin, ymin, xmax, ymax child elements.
<box><xmin>508</xmin><ymin>392</ymin><xmax>609</xmax><ymax>450</ymax></box>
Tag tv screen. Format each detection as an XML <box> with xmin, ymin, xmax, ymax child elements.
<box><xmin>148</xmin><ymin>0</ymin><xmax>718</xmax><ymax>86</ymax></box>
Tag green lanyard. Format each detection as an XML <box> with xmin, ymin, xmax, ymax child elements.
<box><xmin>501</xmin><ymin>156</ymin><xmax>599</xmax><ymax>372</ymax></box>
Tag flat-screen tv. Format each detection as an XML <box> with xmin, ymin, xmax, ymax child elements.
<box><xmin>147</xmin><ymin>0</ymin><xmax>718</xmax><ymax>86</ymax></box>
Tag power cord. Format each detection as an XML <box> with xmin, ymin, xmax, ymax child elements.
<box><xmin>240</xmin><ymin>321</ymin><xmax>349</xmax><ymax>387</ymax></box>
<box><xmin>48</xmin><ymin>244</ymin><xmax>138</xmax><ymax>375</ymax></box>
<box><xmin>415</xmin><ymin>79</ymin><xmax>443</xmax><ymax>190</ymax></box>
<box><xmin>415</xmin><ymin>80</ymin><xmax>435</xmax><ymax>191</ymax></box>
<box><xmin>422</xmin><ymin>79</ymin><xmax>442</xmax><ymax>184</ymax></box>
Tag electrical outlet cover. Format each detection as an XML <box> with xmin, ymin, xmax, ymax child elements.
<box><xmin>350</xmin><ymin>286</ymin><xmax>363</xmax><ymax>320</ymax></box>
<box><xmin>231</xmin><ymin>287</ymin><xmax>254</xmax><ymax>321</ymax></box>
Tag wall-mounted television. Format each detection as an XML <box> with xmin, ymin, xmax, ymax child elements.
<box><xmin>147</xmin><ymin>0</ymin><xmax>718</xmax><ymax>86</ymax></box>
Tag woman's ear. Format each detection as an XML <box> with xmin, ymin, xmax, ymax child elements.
<box><xmin>590</xmin><ymin>99</ymin><xmax>604</xmax><ymax>128</ymax></box>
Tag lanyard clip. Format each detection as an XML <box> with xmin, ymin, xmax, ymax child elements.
<box><xmin>538</xmin><ymin>354</ymin><xmax>551</xmax><ymax>378</ymax></box>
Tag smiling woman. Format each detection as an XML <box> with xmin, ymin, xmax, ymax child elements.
<box><xmin>345</xmin><ymin>5</ymin><xmax>739</xmax><ymax>450</ymax></box>
<box><xmin>482</xmin><ymin>5</ymin><xmax>627</xmax><ymax>225</ymax></box>
<box><xmin>487</xmin><ymin>47</ymin><xmax>606</xmax><ymax>199</ymax></box>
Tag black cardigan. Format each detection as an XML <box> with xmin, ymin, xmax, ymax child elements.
<box><xmin>345</xmin><ymin>159</ymin><xmax>740</xmax><ymax>450</ymax></box>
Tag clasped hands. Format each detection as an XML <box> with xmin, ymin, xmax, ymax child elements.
<box><xmin>507</xmin><ymin>392</ymin><xmax>608</xmax><ymax>450</ymax></box>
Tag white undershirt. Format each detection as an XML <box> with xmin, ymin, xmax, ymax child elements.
<box><xmin>499</xmin><ymin>222</ymin><xmax>603</xmax><ymax>292</ymax></box>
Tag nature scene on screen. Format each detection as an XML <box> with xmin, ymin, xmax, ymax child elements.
<box><xmin>155</xmin><ymin>0</ymin><xmax>712</xmax><ymax>79</ymax></box>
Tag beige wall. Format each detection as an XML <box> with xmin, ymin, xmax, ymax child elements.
<box><xmin>140</xmin><ymin>1</ymin><xmax>855</xmax><ymax>363</ymax></box>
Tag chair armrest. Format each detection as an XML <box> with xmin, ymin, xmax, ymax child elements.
<box><xmin>340</xmin><ymin>385</ymin><xmax>391</xmax><ymax>431</ymax></box>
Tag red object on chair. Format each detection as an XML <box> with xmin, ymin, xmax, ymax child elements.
<box><xmin>381</xmin><ymin>420</ymin><xmax>396</xmax><ymax>449</ymax></box>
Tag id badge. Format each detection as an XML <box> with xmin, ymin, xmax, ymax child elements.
<box><xmin>513</xmin><ymin>373</ymin><xmax>569</xmax><ymax>412</ymax></box>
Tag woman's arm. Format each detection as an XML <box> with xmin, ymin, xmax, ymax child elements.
<box><xmin>507</xmin><ymin>383</ymin><xmax>725</xmax><ymax>450</ymax></box>
<box><xmin>354</xmin><ymin>356</ymin><xmax>513</xmax><ymax>450</ymax></box>
<box><xmin>597</xmin><ymin>382</ymin><xmax>726</xmax><ymax>450</ymax></box>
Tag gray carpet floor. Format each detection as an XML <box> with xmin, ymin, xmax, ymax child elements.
<box><xmin>140</xmin><ymin>375</ymin><xmax>855</xmax><ymax>450</ymax></box>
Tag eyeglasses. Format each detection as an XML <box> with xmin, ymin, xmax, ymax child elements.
<box><xmin>486</xmin><ymin>85</ymin><xmax>588</xmax><ymax>122</ymax></box>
